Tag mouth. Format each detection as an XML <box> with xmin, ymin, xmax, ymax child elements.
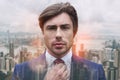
<box><xmin>53</xmin><ymin>42</ymin><xmax>65</xmax><ymax>49</ymax></box>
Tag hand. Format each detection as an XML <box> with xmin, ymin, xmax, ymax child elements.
<box><xmin>44</xmin><ymin>63</ymin><xmax>70</xmax><ymax>80</ymax></box>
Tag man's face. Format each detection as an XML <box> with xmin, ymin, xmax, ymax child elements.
<box><xmin>43</xmin><ymin>13</ymin><xmax>74</xmax><ymax>58</ymax></box>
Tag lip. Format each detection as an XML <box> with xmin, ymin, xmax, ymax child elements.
<box><xmin>53</xmin><ymin>42</ymin><xmax>65</xmax><ymax>48</ymax></box>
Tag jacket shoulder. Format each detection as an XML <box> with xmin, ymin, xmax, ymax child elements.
<box><xmin>72</xmin><ymin>55</ymin><xmax>103</xmax><ymax>69</ymax></box>
<box><xmin>12</xmin><ymin>54</ymin><xmax>46</xmax><ymax>80</ymax></box>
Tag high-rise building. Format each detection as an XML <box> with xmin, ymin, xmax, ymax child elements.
<box><xmin>72</xmin><ymin>44</ymin><xmax>77</xmax><ymax>55</ymax></box>
<box><xmin>0</xmin><ymin>57</ymin><xmax>5</xmax><ymax>70</ymax></box>
<box><xmin>78</xmin><ymin>43</ymin><xmax>85</xmax><ymax>58</ymax></box>
<box><xmin>19</xmin><ymin>47</ymin><xmax>28</xmax><ymax>63</ymax></box>
<box><xmin>5</xmin><ymin>59</ymin><xmax>10</xmax><ymax>71</ymax></box>
<box><xmin>0</xmin><ymin>52</ymin><xmax>4</xmax><ymax>57</ymax></box>
<box><xmin>9</xmin><ymin>42</ymin><xmax>14</xmax><ymax>58</ymax></box>
<box><xmin>8</xmin><ymin>30</ymin><xmax>14</xmax><ymax>58</ymax></box>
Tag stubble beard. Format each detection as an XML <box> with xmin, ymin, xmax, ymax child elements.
<box><xmin>48</xmin><ymin>44</ymin><xmax>72</xmax><ymax>58</ymax></box>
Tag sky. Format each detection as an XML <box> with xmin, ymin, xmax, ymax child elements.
<box><xmin>0</xmin><ymin>0</ymin><xmax>120</xmax><ymax>36</ymax></box>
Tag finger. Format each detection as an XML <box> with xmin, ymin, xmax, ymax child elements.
<box><xmin>57</xmin><ymin>64</ymin><xmax>67</xmax><ymax>74</ymax></box>
<box><xmin>53</xmin><ymin>63</ymin><xmax>66</xmax><ymax>73</ymax></box>
<box><xmin>45</xmin><ymin>64</ymin><xmax>67</xmax><ymax>80</ymax></box>
<box><xmin>61</xmin><ymin>69</ymin><xmax>70</xmax><ymax>80</ymax></box>
<box><xmin>66</xmin><ymin>69</ymin><xmax>70</xmax><ymax>79</ymax></box>
<box><xmin>55</xmin><ymin>63</ymin><xmax>65</xmax><ymax>68</ymax></box>
<box><xmin>56</xmin><ymin>66</ymin><xmax>69</xmax><ymax>80</ymax></box>
<box><xmin>45</xmin><ymin>66</ymin><xmax>59</xmax><ymax>80</ymax></box>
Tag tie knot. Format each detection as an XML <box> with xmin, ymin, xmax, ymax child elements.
<box><xmin>54</xmin><ymin>58</ymin><xmax>64</xmax><ymax>64</ymax></box>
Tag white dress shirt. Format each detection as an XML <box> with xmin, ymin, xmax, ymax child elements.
<box><xmin>45</xmin><ymin>50</ymin><xmax>72</xmax><ymax>71</ymax></box>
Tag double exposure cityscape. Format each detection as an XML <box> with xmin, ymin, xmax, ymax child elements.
<box><xmin>0</xmin><ymin>31</ymin><xmax>120</xmax><ymax>80</ymax></box>
<box><xmin>0</xmin><ymin>0</ymin><xmax>120</xmax><ymax>80</ymax></box>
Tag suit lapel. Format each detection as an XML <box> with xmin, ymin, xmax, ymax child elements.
<box><xmin>37</xmin><ymin>53</ymin><xmax>47</xmax><ymax>80</ymax></box>
<box><xmin>28</xmin><ymin>53</ymin><xmax>47</xmax><ymax>80</ymax></box>
<box><xmin>70</xmin><ymin>55</ymin><xmax>89</xmax><ymax>80</ymax></box>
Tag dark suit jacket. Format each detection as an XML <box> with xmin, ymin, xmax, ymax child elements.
<box><xmin>12</xmin><ymin>53</ymin><xmax>106</xmax><ymax>80</ymax></box>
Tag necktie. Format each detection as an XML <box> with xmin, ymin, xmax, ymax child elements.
<box><xmin>54</xmin><ymin>58</ymin><xmax>64</xmax><ymax>64</ymax></box>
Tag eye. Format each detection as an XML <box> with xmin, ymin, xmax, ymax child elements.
<box><xmin>61</xmin><ymin>25</ymin><xmax>70</xmax><ymax>30</ymax></box>
<box><xmin>47</xmin><ymin>25</ymin><xmax>57</xmax><ymax>30</ymax></box>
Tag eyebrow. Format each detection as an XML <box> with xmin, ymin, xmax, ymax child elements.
<box><xmin>47</xmin><ymin>24</ymin><xmax>56</xmax><ymax>27</ymax></box>
<box><xmin>46</xmin><ymin>24</ymin><xmax>70</xmax><ymax>27</ymax></box>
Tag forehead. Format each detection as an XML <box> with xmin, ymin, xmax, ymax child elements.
<box><xmin>44</xmin><ymin>13</ymin><xmax>73</xmax><ymax>27</ymax></box>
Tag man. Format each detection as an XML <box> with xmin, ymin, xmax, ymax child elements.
<box><xmin>12</xmin><ymin>2</ymin><xmax>106</xmax><ymax>80</ymax></box>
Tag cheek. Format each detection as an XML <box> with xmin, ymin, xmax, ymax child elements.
<box><xmin>69</xmin><ymin>37</ymin><xmax>74</xmax><ymax>45</ymax></box>
<box><xmin>66</xmin><ymin>34</ymin><xmax>74</xmax><ymax>44</ymax></box>
<box><xmin>44</xmin><ymin>34</ymin><xmax>53</xmax><ymax>44</ymax></box>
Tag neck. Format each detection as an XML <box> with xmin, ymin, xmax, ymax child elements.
<box><xmin>47</xmin><ymin>49</ymin><xmax>71</xmax><ymax>58</ymax></box>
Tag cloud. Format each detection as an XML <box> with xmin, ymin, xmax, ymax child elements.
<box><xmin>0</xmin><ymin>0</ymin><xmax>40</xmax><ymax>32</ymax></box>
<box><xmin>0</xmin><ymin>0</ymin><xmax>120</xmax><ymax>36</ymax></box>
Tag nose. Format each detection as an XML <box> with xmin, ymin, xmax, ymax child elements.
<box><xmin>56</xmin><ymin>28</ymin><xmax>62</xmax><ymax>40</ymax></box>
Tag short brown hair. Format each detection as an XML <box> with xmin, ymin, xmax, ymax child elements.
<box><xmin>38</xmin><ymin>2</ymin><xmax>78</xmax><ymax>35</ymax></box>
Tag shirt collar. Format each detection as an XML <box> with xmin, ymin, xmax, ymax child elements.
<box><xmin>45</xmin><ymin>50</ymin><xmax>72</xmax><ymax>68</ymax></box>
